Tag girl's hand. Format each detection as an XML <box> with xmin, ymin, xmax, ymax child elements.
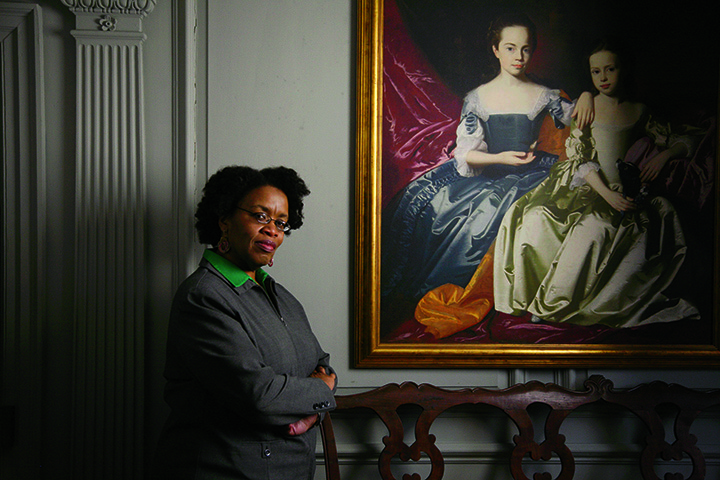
<box><xmin>572</xmin><ymin>92</ymin><xmax>595</xmax><ymax>130</ymax></box>
<box><xmin>287</xmin><ymin>414</ymin><xmax>319</xmax><ymax>436</ymax></box>
<box><xmin>498</xmin><ymin>151</ymin><xmax>536</xmax><ymax>166</ymax></box>
<box><xmin>603</xmin><ymin>190</ymin><xmax>635</xmax><ymax>212</ymax></box>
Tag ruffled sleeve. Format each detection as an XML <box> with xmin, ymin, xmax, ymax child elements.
<box><xmin>644</xmin><ymin>111</ymin><xmax>704</xmax><ymax>158</ymax></box>
<box><xmin>543</xmin><ymin>88</ymin><xmax>576</xmax><ymax>128</ymax></box>
<box><xmin>453</xmin><ymin>94</ymin><xmax>488</xmax><ymax>177</ymax></box>
<box><xmin>565</xmin><ymin>122</ymin><xmax>600</xmax><ymax>189</ymax></box>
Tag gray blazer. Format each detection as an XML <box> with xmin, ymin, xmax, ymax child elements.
<box><xmin>153</xmin><ymin>257</ymin><xmax>337</xmax><ymax>480</ymax></box>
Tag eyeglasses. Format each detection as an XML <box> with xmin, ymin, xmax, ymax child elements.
<box><xmin>237</xmin><ymin>207</ymin><xmax>291</xmax><ymax>232</ymax></box>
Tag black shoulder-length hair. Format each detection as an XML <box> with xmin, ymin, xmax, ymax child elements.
<box><xmin>194</xmin><ymin>165</ymin><xmax>310</xmax><ymax>246</ymax></box>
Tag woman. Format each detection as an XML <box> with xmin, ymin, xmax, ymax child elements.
<box><xmin>153</xmin><ymin>165</ymin><xmax>337</xmax><ymax>480</ymax></box>
<box><xmin>493</xmin><ymin>39</ymin><xmax>701</xmax><ymax>327</ymax></box>
<box><xmin>381</xmin><ymin>13</ymin><xmax>592</xmax><ymax>327</ymax></box>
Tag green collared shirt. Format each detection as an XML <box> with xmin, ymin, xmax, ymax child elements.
<box><xmin>203</xmin><ymin>249</ymin><xmax>270</xmax><ymax>288</ymax></box>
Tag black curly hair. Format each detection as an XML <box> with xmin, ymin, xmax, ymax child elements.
<box><xmin>195</xmin><ymin>165</ymin><xmax>310</xmax><ymax>246</ymax></box>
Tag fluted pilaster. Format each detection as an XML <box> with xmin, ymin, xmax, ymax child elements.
<box><xmin>63</xmin><ymin>2</ymin><xmax>152</xmax><ymax>478</ymax></box>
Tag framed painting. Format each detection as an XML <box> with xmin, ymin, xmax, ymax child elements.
<box><xmin>354</xmin><ymin>0</ymin><xmax>720</xmax><ymax>367</ymax></box>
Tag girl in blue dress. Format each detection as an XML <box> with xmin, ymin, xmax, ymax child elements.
<box><xmin>381</xmin><ymin>13</ymin><xmax>591</xmax><ymax>326</ymax></box>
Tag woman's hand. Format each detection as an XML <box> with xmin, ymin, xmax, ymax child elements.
<box><xmin>602</xmin><ymin>190</ymin><xmax>636</xmax><ymax>212</ymax></box>
<box><xmin>285</xmin><ymin>366</ymin><xmax>337</xmax><ymax>436</ymax></box>
<box><xmin>311</xmin><ymin>366</ymin><xmax>336</xmax><ymax>391</ymax></box>
<box><xmin>287</xmin><ymin>414</ymin><xmax>319</xmax><ymax>436</ymax></box>
<box><xmin>572</xmin><ymin>92</ymin><xmax>595</xmax><ymax>130</ymax></box>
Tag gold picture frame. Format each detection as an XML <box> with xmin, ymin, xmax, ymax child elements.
<box><xmin>354</xmin><ymin>0</ymin><xmax>720</xmax><ymax>367</ymax></box>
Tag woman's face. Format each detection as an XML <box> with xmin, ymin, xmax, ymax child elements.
<box><xmin>589</xmin><ymin>50</ymin><xmax>621</xmax><ymax>97</ymax></box>
<box><xmin>219</xmin><ymin>185</ymin><xmax>289</xmax><ymax>278</ymax></box>
<box><xmin>493</xmin><ymin>26</ymin><xmax>532</xmax><ymax>77</ymax></box>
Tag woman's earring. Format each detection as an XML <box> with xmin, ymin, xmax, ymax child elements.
<box><xmin>268</xmin><ymin>258</ymin><xmax>274</xmax><ymax>267</ymax></box>
<box><xmin>218</xmin><ymin>231</ymin><xmax>230</xmax><ymax>254</ymax></box>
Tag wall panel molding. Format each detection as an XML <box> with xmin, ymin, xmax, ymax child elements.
<box><xmin>171</xmin><ymin>0</ymin><xmax>201</xmax><ymax>288</ymax></box>
<box><xmin>0</xmin><ymin>3</ymin><xmax>46</xmax><ymax>477</ymax></box>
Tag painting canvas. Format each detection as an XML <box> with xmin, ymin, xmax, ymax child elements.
<box><xmin>354</xmin><ymin>0</ymin><xmax>720</xmax><ymax>367</ymax></box>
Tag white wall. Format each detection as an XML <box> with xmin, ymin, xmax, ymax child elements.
<box><xmin>204</xmin><ymin>0</ymin><xmax>536</xmax><ymax>391</ymax></box>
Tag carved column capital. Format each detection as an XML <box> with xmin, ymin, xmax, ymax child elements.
<box><xmin>61</xmin><ymin>0</ymin><xmax>155</xmax><ymax>37</ymax></box>
<box><xmin>60</xmin><ymin>0</ymin><xmax>156</xmax><ymax>16</ymax></box>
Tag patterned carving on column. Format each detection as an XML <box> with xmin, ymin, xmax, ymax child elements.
<box><xmin>61</xmin><ymin>1</ymin><xmax>154</xmax><ymax>478</ymax></box>
<box><xmin>61</xmin><ymin>0</ymin><xmax>157</xmax><ymax>15</ymax></box>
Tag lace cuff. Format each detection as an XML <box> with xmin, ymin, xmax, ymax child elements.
<box><xmin>454</xmin><ymin>108</ymin><xmax>487</xmax><ymax>177</ymax></box>
<box><xmin>454</xmin><ymin>160</ymin><xmax>478</xmax><ymax>177</ymax></box>
<box><xmin>570</xmin><ymin>162</ymin><xmax>600</xmax><ymax>189</ymax></box>
<box><xmin>667</xmin><ymin>135</ymin><xmax>699</xmax><ymax>158</ymax></box>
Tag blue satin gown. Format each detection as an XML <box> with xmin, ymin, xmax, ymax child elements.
<box><xmin>381</xmin><ymin>87</ymin><xmax>573</xmax><ymax>308</ymax></box>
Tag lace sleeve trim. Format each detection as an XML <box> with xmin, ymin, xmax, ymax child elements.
<box><xmin>645</xmin><ymin>112</ymin><xmax>703</xmax><ymax>157</ymax></box>
<box><xmin>531</xmin><ymin>88</ymin><xmax>575</xmax><ymax>125</ymax></box>
<box><xmin>570</xmin><ymin>162</ymin><xmax>601</xmax><ymax>189</ymax></box>
<box><xmin>453</xmin><ymin>90</ymin><xmax>487</xmax><ymax>177</ymax></box>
